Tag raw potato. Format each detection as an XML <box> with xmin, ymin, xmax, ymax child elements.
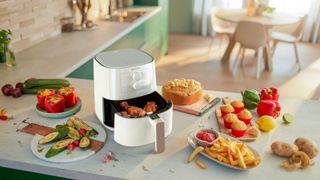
<box><xmin>294</xmin><ymin>137</ymin><xmax>319</xmax><ymax>159</ymax></box>
<box><xmin>271</xmin><ymin>141</ymin><xmax>298</xmax><ymax>157</ymax></box>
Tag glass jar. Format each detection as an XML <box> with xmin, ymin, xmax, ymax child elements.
<box><xmin>4</xmin><ymin>43</ymin><xmax>16</xmax><ymax>67</ymax></box>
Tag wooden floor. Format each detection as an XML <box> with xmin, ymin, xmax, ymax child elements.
<box><xmin>156</xmin><ymin>33</ymin><xmax>320</xmax><ymax>99</ymax></box>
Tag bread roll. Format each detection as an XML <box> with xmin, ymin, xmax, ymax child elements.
<box><xmin>162</xmin><ymin>78</ymin><xmax>204</xmax><ymax>105</ymax></box>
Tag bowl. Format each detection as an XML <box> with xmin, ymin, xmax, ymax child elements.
<box><xmin>194</xmin><ymin>129</ymin><xmax>220</xmax><ymax>147</ymax></box>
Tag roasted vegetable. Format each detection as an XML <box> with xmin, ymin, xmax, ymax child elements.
<box><xmin>271</xmin><ymin>141</ymin><xmax>298</xmax><ymax>157</ymax></box>
<box><xmin>37</xmin><ymin>89</ymin><xmax>55</xmax><ymax>110</ymax></box>
<box><xmin>45</xmin><ymin>94</ymin><xmax>65</xmax><ymax>113</ymax></box>
<box><xmin>294</xmin><ymin>137</ymin><xmax>319</xmax><ymax>159</ymax></box>
<box><xmin>79</xmin><ymin>137</ymin><xmax>91</xmax><ymax>149</ymax></box>
<box><xmin>241</xmin><ymin>89</ymin><xmax>260</xmax><ymax>110</ymax></box>
<box><xmin>24</xmin><ymin>79</ymin><xmax>70</xmax><ymax>89</ymax></box>
<box><xmin>68</xmin><ymin>127</ymin><xmax>80</xmax><ymax>140</ymax></box>
<box><xmin>68</xmin><ymin>116</ymin><xmax>98</xmax><ymax>136</ymax></box>
<box><xmin>38</xmin><ymin>126</ymin><xmax>69</xmax><ymax>145</ymax></box>
<box><xmin>45</xmin><ymin>139</ymin><xmax>74</xmax><ymax>158</ymax></box>
<box><xmin>58</xmin><ymin>87</ymin><xmax>78</xmax><ymax>108</ymax></box>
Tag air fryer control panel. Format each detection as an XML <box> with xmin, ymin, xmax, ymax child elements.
<box><xmin>116</xmin><ymin>63</ymin><xmax>156</xmax><ymax>100</ymax></box>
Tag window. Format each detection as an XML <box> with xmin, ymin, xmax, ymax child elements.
<box><xmin>220</xmin><ymin>0</ymin><xmax>243</xmax><ymax>8</ymax></box>
<box><xmin>268</xmin><ymin>0</ymin><xmax>311</xmax><ymax>14</ymax></box>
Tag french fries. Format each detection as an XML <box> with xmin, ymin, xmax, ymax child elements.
<box><xmin>188</xmin><ymin>146</ymin><xmax>204</xmax><ymax>163</ymax></box>
<box><xmin>204</xmin><ymin>137</ymin><xmax>260</xmax><ymax>168</ymax></box>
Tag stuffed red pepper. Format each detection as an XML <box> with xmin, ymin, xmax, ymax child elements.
<box><xmin>45</xmin><ymin>94</ymin><xmax>65</xmax><ymax>113</ymax></box>
<box><xmin>58</xmin><ymin>87</ymin><xmax>78</xmax><ymax>108</ymax></box>
<box><xmin>37</xmin><ymin>89</ymin><xmax>55</xmax><ymax>110</ymax></box>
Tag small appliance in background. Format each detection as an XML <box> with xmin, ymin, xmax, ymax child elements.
<box><xmin>94</xmin><ymin>49</ymin><xmax>173</xmax><ymax>153</ymax></box>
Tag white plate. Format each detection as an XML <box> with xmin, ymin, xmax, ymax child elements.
<box><xmin>187</xmin><ymin>131</ymin><xmax>260</xmax><ymax>170</ymax></box>
<box><xmin>31</xmin><ymin>122</ymin><xmax>106</xmax><ymax>163</ymax></box>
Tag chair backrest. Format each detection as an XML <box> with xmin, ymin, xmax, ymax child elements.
<box><xmin>293</xmin><ymin>15</ymin><xmax>308</xmax><ymax>40</ymax></box>
<box><xmin>211</xmin><ymin>8</ymin><xmax>234</xmax><ymax>33</ymax></box>
<box><xmin>234</xmin><ymin>21</ymin><xmax>268</xmax><ymax>49</ymax></box>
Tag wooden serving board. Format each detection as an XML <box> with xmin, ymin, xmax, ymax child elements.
<box><xmin>215</xmin><ymin>97</ymin><xmax>258</xmax><ymax>142</ymax></box>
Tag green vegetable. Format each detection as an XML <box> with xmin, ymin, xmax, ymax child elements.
<box><xmin>283</xmin><ymin>113</ymin><xmax>293</xmax><ymax>124</ymax></box>
<box><xmin>38</xmin><ymin>126</ymin><xmax>69</xmax><ymax>145</ymax></box>
<box><xmin>45</xmin><ymin>139</ymin><xmax>73</xmax><ymax>158</ymax></box>
<box><xmin>68</xmin><ymin>117</ymin><xmax>98</xmax><ymax>136</ymax></box>
<box><xmin>79</xmin><ymin>137</ymin><xmax>91</xmax><ymax>149</ymax></box>
<box><xmin>241</xmin><ymin>89</ymin><xmax>260</xmax><ymax>110</ymax></box>
<box><xmin>68</xmin><ymin>127</ymin><xmax>80</xmax><ymax>140</ymax></box>
<box><xmin>24</xmin><ymin>79</ymin><xmax>70</xmax><ymax>89</ymax></box>
<box><xmin>22</xmin><ymin>84</ymin><xmax>66</xmax><ymax>94</ymax></box>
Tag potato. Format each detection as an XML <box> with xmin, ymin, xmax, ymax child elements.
<box><xmin>271</xmin><ymin>141</ymin><xmax>298</xmax><ymax>157</ymax></box>
<box><xmin>294</xmin><ymin>137</ymin><xmax>319</xmax><ymax>159</ymax></box>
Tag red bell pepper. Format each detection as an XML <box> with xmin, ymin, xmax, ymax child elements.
<box><xmin>58</xmin><ymin>87</ymin><xmax>78</xmax><ymax>108</ymax></box>
<box><xmin>37</xmin><ymin>89</ymin><xmax>55</xmax><ymax>110</ymax></box>
<box><xmin>260</xmin><ymin>87</ymin><xmax>279</xmax><ymax>101</ymax></box>
<box><xmin>257</xmin><ymin>100</ymin><xmax>281</xmax><ymax>118</ymax></box>
<box><xmin>45</xmin><ymin>94</ymin><xmax>65</xmax><ymax>113</ymax></box>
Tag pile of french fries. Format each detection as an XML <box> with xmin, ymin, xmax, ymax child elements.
<box><xmin>204</xmin><ymin>137</ymin><xmax>260</xmax><ymax>168</ymax></box>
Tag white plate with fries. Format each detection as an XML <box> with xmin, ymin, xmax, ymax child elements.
<box><xmin>187</xmin><ymin>131</ymin><xmax>261</xmax><ymax>170</ymax></box>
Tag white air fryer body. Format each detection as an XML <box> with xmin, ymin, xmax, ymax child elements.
<box><xmin>93</xmin><ymin>49</ymin><xmax>172</xmax><ymax>147</ymax></box>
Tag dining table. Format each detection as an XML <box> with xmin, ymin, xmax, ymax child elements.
<box><xmin>0</xmin><ymin>78</ymin><xmax>320</xmax><ymax>180</ymax></box>
<box><xmin>215</xmin><ymin>8</ymin><xmax>301</xmax><ymax>71</ymax></box>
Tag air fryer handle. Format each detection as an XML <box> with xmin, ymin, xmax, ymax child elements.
<box><xmin>148</xmin><ymin>114</ymin><xmax>165</xmax><ymax>153</ymax></box>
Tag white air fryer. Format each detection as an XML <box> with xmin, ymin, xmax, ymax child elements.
<box><xmin>93</xmin><ymin>49</ymin><xmax>173</xmax><ymax>153</ymax></box>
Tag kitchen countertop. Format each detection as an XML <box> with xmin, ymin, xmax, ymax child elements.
<box><xmin>0</xmin><ymin>78</ymin><xmax>319</xmax><ymax>180</ymax></box>
<box><xmin>0</xmin><ymin>6</ymin><xmax>161</xmax><ymax>85</ymax></box>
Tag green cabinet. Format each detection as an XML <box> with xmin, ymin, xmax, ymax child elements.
<box><xmin>68</xmin><ymin>1</ymin><xmax>168</xmax><ymax>80</ymax></box>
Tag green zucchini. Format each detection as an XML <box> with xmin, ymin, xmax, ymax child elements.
<box><xmin>79</xmin><ymin>137</ymin><xmax>91</xmax><ymax>149</ymax></box>
<box><xmin>45</xmin><ymin>139</ymin><xmax>74</xmax><ymax>158</ymax></box>
<box><xmin>22</xmin><ymin>85</ymin><xmax>67</xmax><ymax>94</ymax></box>
<box><xmin>38</xmin><ymin>126</ymin><xmax>69</xmax><ymax>145</ymax></box>
<box><xmin>68</xmin><ymin>127</ymin><xmax>80</xmax><ymax>140</ymax></box>
<box><xmin>24</xmin><ymin>79</ymin><xmax>70</xmax><ymax>89</ymax></box>
<box><xmin>68</xmin><ymin>116</ymin><xmax>98</xmax><ymax>136</ymax></box>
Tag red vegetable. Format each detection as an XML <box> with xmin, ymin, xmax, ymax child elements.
<box><xmin>257</xmin><ymin>100</ymin><xmax>281</xmax><ymax>118</ymax></box>
<box><xmin>260</xmin><ymin>87</ymin><xmax>279</xmax><ymax>101</ymax></box>
<box><xmin>196</xmin><ymin>131</ymin><xmax>216</xmax><ymax>143</ymax></box>
<box><xmin>73</xmin><ymin>140</ymin><xmax>80</xmax><ymax>147</ymax></box>
<box><xmin>0</xmin><ymin>115</ymin><xmax>7</xmax><ymax>121</ymax></box>
<box><xmin>1</xmin><ymin>84</ymin><xmax>13</xmax><ymax>96</ymax></box>
<box><xmin>67</xmin><ymin>143</ymin><xmax>75</xmax><ymax>151</ymax></box>
<box><xmin>15</xmin><ymin>82</ymin><xmax>24</xmax><ymax>91</ymax></box>
<box><xmin>37</xmin><ymin>89</ymin><xmax>55</xmax><ymax>110</ymax></box>
<box><xmin>58</xmin><ymin>87</ymin><xmax>78</xmax><ymax>108</ymax></box>
<box><xmin>78</xmin><ymin>128</ymin><xmax>87</xmax><ymax>135</ymax></box>
<box><xmin>11</xmin><ymin>88</ymin><xmax>22</xmax><ymax>98</ymax></box>
<box><xmin>44</xmin><ymin>94</ymin><xmax>65</xmax><ymax>113</ymax></box>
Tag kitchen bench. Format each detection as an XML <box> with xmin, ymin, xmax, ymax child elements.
<box><xmin>0</xmin><ymin>78</ymin><xmax>319</xmax><ymax>180</ymax></box>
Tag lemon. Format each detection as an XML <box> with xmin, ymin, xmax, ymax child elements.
<box><xmin>256</xmin><ymin>115</ymin><xmax>276</xmax><ymax>132</ymax></box>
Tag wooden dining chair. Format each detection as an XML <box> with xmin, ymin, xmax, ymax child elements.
<box><xmin>232</xmin><ymin>21</ymin><xmax>269</xmax><ymax>79</ymax></box>
<box><xmin>209</xmin><ymin>9</ymin><xmax>236</xmax><ymax>52</ymax></box>
<box><xmin>271</xmin><ymin>15</ymin><xmax>308</xmax><ymax>70</ymax></box>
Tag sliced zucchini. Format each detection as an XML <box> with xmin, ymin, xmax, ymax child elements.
<box><xmin>68</xmin><ymin>127</ymin><xmax>80</xmax><ymax>140</ymax></box>
<box><xmin>79</xmin><ymin>137</ymin><xmax>91</xmax><ymax>149</ymax></box>
<box><xmin>38</xmin><ymin>126</ymin><xmax>69</xmax><ymax>145</ymax></box>
<box><xmin>45</xmin><ymin>139</ymin><xmax>73</xmax><ymax>158</ymax></box>
<box><xmin>68</xmin><ymin>116</ymin><xmax>98</xmax><ymax>135</ymax></box>
<box><xmin>66</xmin><ymin>118</ymin><xmax>74</xmax><ymax>127</ymax></box>
<box><xmin>38</xmin><ymin>132</ymin><xmax>59</xmax><ymax>145</ymax></box>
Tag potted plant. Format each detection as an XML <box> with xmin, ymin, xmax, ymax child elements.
<box><xmin>0</xmin><ymin>29</ymin><xmax>16</xmax><ymax>66</ymax></box>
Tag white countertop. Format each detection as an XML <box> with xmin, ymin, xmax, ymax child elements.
<box><xmin>0</xmin><ymin>6</ymin><xmax>161</xmax><ymax>85</ymax></box>
<box><xmin>0</xmin><ymin>79</ymin><xmax>319</xmax><ymax>180</ymax></box>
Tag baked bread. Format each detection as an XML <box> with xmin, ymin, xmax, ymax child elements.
<box><xmin>162</xmin><ymin>78</ymin><xmax>204</xmax><ymax>105</ymax></box>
